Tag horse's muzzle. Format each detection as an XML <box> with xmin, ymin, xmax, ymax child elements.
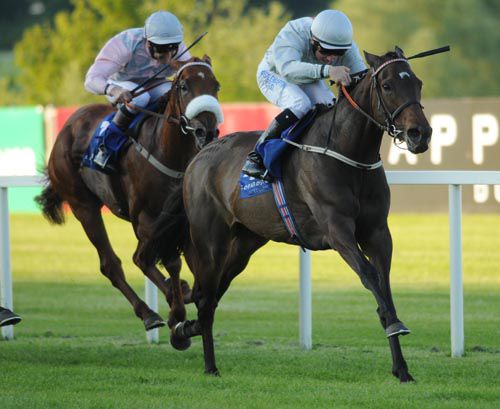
<box><xmin>194</xmin><ymin>126</ymin><xmax>218</xmax><ymax>149</ymax></box>
<box><xmin>405</xmin><ymin>125</ymin><xmax>432</xmax><ymax>154</ymax></box>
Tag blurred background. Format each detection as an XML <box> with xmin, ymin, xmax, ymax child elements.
<box><xmin>0</xmin><ymin>0</ymin><xmax>499</xmax><ymax>211</ymax></box>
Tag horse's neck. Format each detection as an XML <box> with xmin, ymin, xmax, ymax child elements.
<box><xmin>322</xmin><ymin>80</ymin><xmax>384</xmax><ymax>163</ymax></box>
<box><xmin>152</xmin><ymin>102</ymin><xmax>196</xmax><ymax>170</ymax></box>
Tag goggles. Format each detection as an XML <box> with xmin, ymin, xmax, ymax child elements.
<box><xmin>312</xmin><ymin>40</ymin><xmax>348</xmax><ymax>56</ymax></box>
<box><xmin>149</xmin><ymin>42</ymin><xmax>180</xmax><ymax>54</ymax></box>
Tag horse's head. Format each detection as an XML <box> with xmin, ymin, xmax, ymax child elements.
<box><xmin>168</xmin><ymin>55</ymin><xmax>223</xmax><ymax>149</ymax></box>
<box><xmin>363</xmin><ymin>46</ymin><xmax>432</xmax><ymax>154</ymax></box>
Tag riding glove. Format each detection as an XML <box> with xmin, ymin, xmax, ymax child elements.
<box><xmin>107</xmin><ymin>86</ymin><xmax>133</xmax><ymax>105</ymax></box>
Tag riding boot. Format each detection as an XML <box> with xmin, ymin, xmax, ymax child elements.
<box><xmin>112</xmin><ymin>104</ymin><xmax>135</xmax><ymax>130</ymax></box>
<box><xmin>93</xmin><ymin>104</ymin><xmax>135</xmax><ymax>170</ymax></box>
<box><xmin>242</xmin><ymin>108</ymin><xmax>298</xmax><ymax>181</ymax></box>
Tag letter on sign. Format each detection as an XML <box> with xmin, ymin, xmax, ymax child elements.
<box><xmin>388</xmin><ymin>142</ymin><xmax>418</xmax><ymax>165</ymax></box>
<box><xmin>430</xmin><ymin>114</ymin><xmax>457</xmax><ymax>165</ymax></box>
<box><xmin>472</xmin><ymin>114</ymin><xmax>498</xmax><ymax>164</ymax></box>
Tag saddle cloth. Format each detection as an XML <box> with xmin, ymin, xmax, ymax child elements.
<box><xmin>255</xmin><ymin>107</ymin><xmax>318</xmax><ymax>179</ymax></box>
<box><xmin>81</xmin><ymin>112</ymin><xmax>145</xmax><ymax>174</ymax></box>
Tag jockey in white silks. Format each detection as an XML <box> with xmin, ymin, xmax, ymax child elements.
<box><xmin>85</xmin><ymin>11</ymin><xmax>191</xmax><ymax>131</ymax></box>
<box><xmin>242</xmin><ymin>9</ymin><xmax>367</xmax><ymax>181</ymax></box>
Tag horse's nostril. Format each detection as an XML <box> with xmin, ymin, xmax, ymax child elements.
<box><xmin>407</xmin><ymin>128</ymin><xmax>421</xmax><ymax>139</ymax></box>
<box><xmin>195</xmin><ymin>128</ymin><xmax>206</xmax><ymax>139</ymax></box>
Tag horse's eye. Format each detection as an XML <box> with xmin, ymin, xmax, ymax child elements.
<box><xmin>382</xmin><ymin>83</ymin><xmax>391</xmax><ymax>91</ymax></box>
<box><xmin>179</xmin><ymin>81</ymin><xmax>188</xmax><ymax>92</ymax></box>
<box><xmin>216</xmin><ymin>84</ymin><xmax>221</xmax><ymax>92</ymax></box>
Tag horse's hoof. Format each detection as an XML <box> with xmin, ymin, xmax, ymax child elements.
<box><xmin>144</xmin><ymin>313</ymin><xmax>166</xmax><ymax>331</ymax></box>
<box><xmin>170</xmin><ymin>332</ymin><xmax>191</xmax><ymax>351</ymax></box>
<box><xmin>205</xmin><ymin>368</ymin><xmax>220</xmax><ymax>377</ymax></box>
<box><xmin>399</xmin><ymin>373</ymin><xmax>415</xmax><ymax>383</ymax></box>
<box><xmin>385</xmin><ymin>322</ymin><xmax>411</xmax><ymax>338</ymax></box>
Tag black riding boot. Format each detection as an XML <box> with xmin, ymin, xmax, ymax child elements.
<box><xmin>112</xmin><ymin>104</ymin><xmax>135</xmax><ymax>130</ymax></box>
<box><xmin>242</xmin><ymin>108</ymin><xmax>298</xmax><ymax>181</ymax></box>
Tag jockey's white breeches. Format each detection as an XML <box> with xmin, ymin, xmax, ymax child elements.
<box><xmin>256</xmin><ymin>59</ymin><xmax>335</xmax><ymax>119</ymax></box>
<box><xmin>106</xmin><ymin>80</ymin><xmax>172</xmax><ymax>113</ymax></box>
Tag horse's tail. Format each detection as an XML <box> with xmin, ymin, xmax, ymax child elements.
<box><xmin>145</xmin><ymin>183</ymin><xmax>189</xmax><ymax>267</ymax></box>
<box><xmin>34</xmin><ymin>175</ymin><xmax>65</xmax><ymax>225</ymax></box>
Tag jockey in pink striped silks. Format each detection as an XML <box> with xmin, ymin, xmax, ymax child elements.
<box><xmin>85</xmin><ymin>11</ymin><xmax>191</xmax><ymax>131</ymax></box>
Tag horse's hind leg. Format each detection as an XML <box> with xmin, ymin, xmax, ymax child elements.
<box><xmin>134</xmin><ymin>244</ymin><xmax>191</xmax><ymax>350</ymax></box>
<box><xmin>174</xmin><ymin>227</ymin><xmax>267</xmax><ymax>375</ymax></box>
<box><xmin>132</xmin><ymin>214</ymin><xmax>191</xmax><ymax>349</ymax></box>
<box><xmin>71</xmin><ymin>203</ymin><xmax>165</xmax><ymax>330</ymax></box>
<box><xmin>358</xmin><ymin>224</ymin><xmax>414</xmax><ymax>382</ymax></box>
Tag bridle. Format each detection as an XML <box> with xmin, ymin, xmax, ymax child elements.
<box><xmin>341</xmin><ymin>57</ymin><xmax>422</xmax><ymax>139</ymax></box>
<box><xmin>125</xmin><ymin>61</ymin><xmax>218</xmax><ymax>178</ymax></box>
<box><xmin>167</xmin><ymin>61</ymin><xmax>215</xmax><ymax>136</ymax></box>
<box><xmin>284</xmin><ymin>58</ymin><xmax>422</xmax><ymax>170</ymax></box>
<box><xmin>127</xmin><ymin>61</ymin><xmax>215</xmax><ymax>136</ymax></box>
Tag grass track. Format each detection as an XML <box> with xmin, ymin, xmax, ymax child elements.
<box><xmin>0</xmin><ymin>213</ymin><xmax>499</xmax><ymax>408</ymax></box>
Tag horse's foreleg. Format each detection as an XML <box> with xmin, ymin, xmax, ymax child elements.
<box><xmin>358</xmin><ymin>224</ymin><xmax>413</xmax><ymax>383</ymax></box>
<box><xmin>72</xmin><ymin>205</ymin><xmax>164</xmax><ymax>330</ymax></box>
<box><xmin>329</xmin><ymin>221</ymin><xmax>394</xmax><ymax>321</ymax></box>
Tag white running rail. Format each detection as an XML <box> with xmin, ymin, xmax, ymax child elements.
<box><xmin>2</xmin><ymin>171</ymin><xmax>500</xmax><ymax>355</ymax></box>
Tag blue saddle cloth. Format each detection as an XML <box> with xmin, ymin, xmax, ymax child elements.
<box><xmin>255</xmin><ymin>108</ymin><xmax>318</xmax><ymax>179</ymax></box>
<box><xmin>82</xmin><ymin>112</ymin><xmax>144</xmax><ymax>174</ymax></box>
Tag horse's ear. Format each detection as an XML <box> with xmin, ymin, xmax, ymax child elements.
<box><xmin>202</xmin><ymin>54</ymin><xmax>212</xmax><ymax>66</ymax></box>
<box><xmin>170</xmin><ymin>59</ymin><xmax>185</xmax><ymax>71</ymax></box>
<box><xmin>395</xmin><ymin>45</ymin><xmax>406</xmax><ymax>58</ymax></box>
<box><xmin>363</xmin><ymin>50</ymin><xmax>380</xmax><ymax>68</ymax></box>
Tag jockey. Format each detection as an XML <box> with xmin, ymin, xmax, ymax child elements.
<box><xmin>242</xmin><ymin>10</ymin><xmax>367</xmax><ymax>181</ymax></box>
<box><xmin>84</xmin><ymin>11</ymin><xmax>191</xmax><ymax>131</ymax></box>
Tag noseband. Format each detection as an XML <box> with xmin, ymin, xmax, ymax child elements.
<box><xmin>342</xmin><ymin>58</ymin><xmax>422</xmax><ymax>138</ymax></box>
<box><xmin>170</xmin><ymin>62</ymin><xmax>215</xmax><ymax>136</ymax></box>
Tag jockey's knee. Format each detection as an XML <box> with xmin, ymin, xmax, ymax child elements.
<box><xmin>289</xmin><ymin>99</ymin><xmax>312</xmax><ymax>119</ymax></box>
<box><xmin>130</xmin><ymin>92</ymin><xmax>151</xmax><ymax>111</ymax></box>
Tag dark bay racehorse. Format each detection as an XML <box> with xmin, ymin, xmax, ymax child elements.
<box><xmin>148</xmin><ymin>47</ymin><xmax>432</xmax><ymax>381</ymax></box>
<box><xmin>36</xmin><ymin>56</ymin><xmax>222</xmax><ymax>342</ymax></box>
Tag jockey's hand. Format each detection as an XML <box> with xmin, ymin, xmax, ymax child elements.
<box><xmin>108</xmin><ymin>86</ymin><xmax>133</xmax><ymax>105</ymax></box>
<box><xmin>328</xmin><ymin>66</ymin><xmax>351</xmax><ymax>86</ymax></box>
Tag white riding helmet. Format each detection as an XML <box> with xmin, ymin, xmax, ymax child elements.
<box><xmin>311</xmin><ymin>10</ymin><xmax>353</xmax><ymax>50</ymax></box>
<box><xmin>144</xmin><ymin>11</ymin><xmax>183</xmax><ymax>45</ymax></box>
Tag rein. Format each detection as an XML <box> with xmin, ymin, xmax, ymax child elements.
<box><xmin>284</xmin><ymin>57</ymin><xmax>422</xmax><ymax>171</ymax></box>
<box><xmin>340</xmin><ymin>58</ymin><xmax>421</xmax><ymax>138</ymax></box>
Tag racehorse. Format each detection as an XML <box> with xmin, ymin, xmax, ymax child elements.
<box><xmin>147</xmin><ymin>47</ymin><xmax>432</xmax><ymax>381</ymax></box>
<box><xmin>36</xmin><ymin>56</ymin><xmax>222</xmax><ymax>345</ymax></box>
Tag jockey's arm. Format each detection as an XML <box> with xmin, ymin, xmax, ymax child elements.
<box><xmin>274</xmin><ymin>43</ymin><xmax>326</xmax><ymax>85</ymax></box>
<box><xmin>85</xmin><ymin>36</ymin><xmax>131</xmax><ymax>95</ymax></box>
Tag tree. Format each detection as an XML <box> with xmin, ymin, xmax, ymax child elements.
<box><xmin>6</xmin><ymin>0</ymin><xmax>288</xmax><ymax>105</ymax></box>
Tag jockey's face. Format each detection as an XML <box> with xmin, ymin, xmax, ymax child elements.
<box><xmin>147</xmin><ymin>41</ymin><xmax>180</xmax><ymax>64</ymax></box>
<box><xmin>311</xmin><ymin>40</ymin><xmax>348</xmax><ymax>64</ymax></box>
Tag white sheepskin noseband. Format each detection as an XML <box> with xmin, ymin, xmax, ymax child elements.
<box><xmin>185</xmin><ymin>95</ymin><xmax>224</xmax><ymax>125</ymax></box>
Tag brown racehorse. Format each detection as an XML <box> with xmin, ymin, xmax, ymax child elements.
<box><xmin>36</xmin><ymin>56</ymin><xmax>222</xmax><ymax>348</ymax></box>
<box><xmin>147</xmin><ymin>47</ymin><xmax>432</xmax><ymax>381</ymax></box>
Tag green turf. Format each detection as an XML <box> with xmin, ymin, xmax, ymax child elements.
<box><xmin>1</xmin><ymin>213</ymin><xmax>499</xmax><ymax>408</ymax></box>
